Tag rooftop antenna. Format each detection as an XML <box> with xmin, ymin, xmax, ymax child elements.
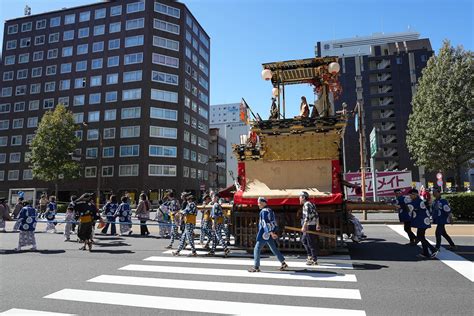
<box><xmin>24</xmin><ymin>5</ymin><xmax>31</xmax><ymax>16</ymax></box>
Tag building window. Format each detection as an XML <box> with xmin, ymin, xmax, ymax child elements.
<box><xmin>88</xmin><ymin>111</ymin><xmax>100</xmax><ymax>122</ymax></box>
<box><xmin>63</xmin><ymin>30</ymin><xmax>74</xmax><ymax>41</ymax></box>
<box><xmin>95</xmin><ymin>8</ymin><xmax>106</xmax><ymax>19</ymax></box>
<box><xmin>421</xmin><ymin>55</ymin><xmax>427</xmax><ymax>62</ymax></box>
<box><xmin>150</xmin><ymin>126</ymin><xmax>177</xmax><ymax>139</ymax></box>
<box><xmin>183</xmin><ymin>148</ymin><xmax>190</xmax><ymax>160</ymax></box>
<box><xmin>27</xmin><ymin>117</ymin><xmax>38</xmax><ymax>128</ymax></box>
<box><xmin>108</xmin><ymin>38</ymin><xmax>120</xmax><ymax>50</ymax></box>
<box><xmin>86</xmin><ymin>148</ymin><xmax>98</xmax><ymax>159</ymax></box>
<box><xmin>120</xmin><ymin>145</ymin><xmax>139</xmax><ymax>157</ymax></box>
<box><xmin>104</xmin><ymin>110</ymin><xmax>116</xmax><ymax>121</ymax></box>
<box><xmin>150</xmin><ymin>107</ymin><xmax>178</xmax><ymax>121</ymax></box>
<box><xmin>73</xmin><ymin>113</ymin><xmax>84</xmax><ymax>124</ymax></box>
<box><xmin>78</xmin><ymin>27</ymin><xmax>89</xmax><ymax>38</ymax></box>
<box><xmin>0</xmin><ymin>120</ymin><xmax>9</xmax><ymax>130</ymax></box>
<box><xmin>89</xmin><ymin>93</ymin><xmax>101</xmax><ymax>104</ymax></box>
<box><xmin>124</xmin><ymin>52</ymin><xmax>143</xmax><ymax>65</ymax></box>
<box><xmin>111</xmin><ymin>5</ymin><xmax>122</xmax><ymax>16</ymax></box>
<box><xmin>46</xmin><ymin>65</ymin><xmax>57</xmax><ymax>76</ymax></box>
<box><xmin>8</xmin><ymin>24</ymin><xmax>18</xmax><ymax>34</ymax></box>
<box><xmin>0</xmin><ymin>137</ymin><xmax>7</xmax><ymax>147</ymax></box>
<box><xmin>73</xmin><ymin>95</ymin><xmax>85</xmax><ymax>106</ymax></box>
<box><xmin>10</xmin><ymin>153</ymin><xmax>21</xmax><ymax>163</ymax></box>
<box><xmin>151</xmin><ymin>71</ymin><xmax>178</xmax><ymax>86</ymax></box>
<box><xmin>103</xmin><ymin>127</ymin><xmax>116</xmax><ymax>139</ymax></box>
<box><xmin>48</xmin><ymin>33</ymin><xmax>59</xmax><ymax>43</ymax></box>
<box><xmin>77</xmin><ymin>44</ymin><xmax>89</xmax><ymax>55</ymax></box>
<box><xmin>122</xmin><ymin>88</ymin><xmax>142</xmax><ymax>101</ymax></box>
<box><xmin>1</xmin><ymin>87</ymin><xmax>12</xmax><ymax>97</ymax></box>
<box><xmin>92</xmin><ymin>41</ymin><xmax>104</xmax><ymax>52</ymax></box>
<box><xmin>121</xmin><ymin>126</ymin><xmax>140</xmax><ymax>138</ymax></box>
<box><xmin>62</xmin><ymin>46</ymin><xmax>73</xmax><ymax>57</ymax></box>
<box><xmin>58</xmin><ymin>97</ymin><xmax>69</xmax><ymax>106</ymax></box>
<box><xmin>76</xmin><ymin>60</ymin><xmax>87</xmax><ymax>72</ymax></box>
<box><xmin>149</xmin><ymin>164</ymin><xmax>177</xmax><ymax>177</ymax></box>
<box><xmin>396</xmin><ymin>57</ymin><xmax>402</xmax><ymax>65</ymax></box>
<box><xmin>0</xmin><ymin>104</ymin><xmax>10</xmax><ymax>113</ymax></box>
<box><xmin>31</xmin><ymin>67</ymin><xmax>42</xmax><ymax>78</ymax></box>
<box><xmin>43</xmin><ymin>99</ymin><xmax>55</xmax><ymax>109</ymax></box>
<box><xmin>92</xmin><ymin>58</ymin><xmax>103</xmax><ymax>69</ymax></box>
<box><xmin>21</xmin><ymin>22</ymin><xmax>32</xmax><ymax>32</ymax></box>
<box><xmin>65</xmin><ymin>14</ymin><xmax>75</xmax><ymax>25</ymax></box>
<box><xmin>190</xmin><ymin>168</ymin><xmax>196</xmax><ymax>179</ymax></box>
<box><xmin>102</xmin><ymin>147</ymin><xmax>115</xmax><ymax>158</ymax></box>
<box><xmin>34</xmin><ymin>35</ymin><xmax>45</xmax><ymax>46</ymax></box>
<box><xmin>8</xmin><ymin>170</ymin><xmax>20</xmax><ymax>181</ymax></box>
<box><xmin>125</xmin><ymin>35</ymin><xmax>144</xmax><ymax>47</ymax></box>
<box><xmin>47</xmin><ymin>49</ymin><xmax>58</xmax><ymax>59</ymax></box>
<box><xmin>16</xmin><ymin>85</ymin><xmax>27</xmax><ymax>95</ymax></box>
<box><xmin>153</xmin><ymin>19</ymin><xmax>180</xmax><ymax>35</ymax></box>
<box><xmin>106</xmin><ymin>74</ymin><xmax>119</xmax><ymax>86</ymax></box>
<box><xmin>29</xmin><ymin>100</ymin><xmax>39</xmax><ymax>111</ymax></box>
<box><xmin>109</xmin><ymin>22</ymin><xmax>121</xmax><ymax>33</ymax></box>
<box><xmin>85</xmin><ymin>167</ymin><xmax>97</xmax><ymax>178</ymax></box>
<box><xmin>126</xmin><ymin>18</ymin><xmax>144</xmax><ymax>30</ymax></box>
<box><xmin>127</xmin><ymin>1</ymin><xmax>145</xmax><ymax>13</ymax></box>
<box><xmin>4</xmin><ymin>56</ymin><xmax>15</xmax><ymax>65</ymax></box>
<box><xmin>35</xmin><ymin>19</ymin><xmax>46</xmax><ymax>29</ymax></box>
<box><xmin>105</xmin><ymin>91</ymin><xmax>118</xmax><ymax>103</ymax></box>
<box><xmin>123</xmin><ymin>70</ymin><xmax>142</xmax><ymax>83</ymax></box>
<box><xmin>13</xmin><ymin>119</ymin><xmax>24</xmax><ymax>129</ymax></box>
<box><xmin>23</xmin><ymin>169</ymin><xmax>33</xmax><ymax>180</ymax></box>
<box><xmin>102</xmin><ymin>166</ymin><xmax>114</xmax><ymax>177</ymax></box>
<box><xmin>17</xmin><ymin>69</ymin><xmax>28</xmax><ymax>80</ymax></box>
<box><xmin>154</xmin><ymin>2</ymin><xmax>180</xmax><ymax>18</ymax></box>
<box><xmin>149</xmin><ymin>145</ymin><xmax>177</xmax><ymax>157</ymax></box>
<box><xmin>75</xmin><ymin>77</ymin><xmax>87</xmax><ymax>89</ymax></box>
<box><xmin>151</xmin><ymin>89</ymin><xmax>178</xmax><ymax>103</ymax></box>
<box><xmin>19</xmin><ymin>53</ymin><xmax>29</xmax><ymax>63</ymax></box>
<box><xmin>87</xmin><ymin>129</ymin><xmax>99</xmax><ymax>140</ymax></box>
<box><xmin>3</xmin><ymin>71</ymin><xmax>14</xmax><ymax>81</ymax></box>
<box><xmin>11</xmin><ymin>135</ymin><xmax>23</xmax><ymax>146</ymax></box>
<box><xmin>152</xmin><ymin>53</ymin><xmax>179</xmax><ymax>68</ymax></box>
<box><xmin>32</xmin><ymin>51</ymin><xmax>43</xmax><ymax>62</ymax></box>
<box><xmin>50</xmin><ymin>17</ymin><xmax>61</xmax><ymax>27</ymax></box>
<box><xmin>61</xmin><ymin>63</ymin><xmax>72</xmax><ymax>74</ymax></box>
<box><xmin>14</xmin><ymin>102</ymin><xmax>25</xmax><ymax>112</ymax></box>
<box><xmin>121</xmin><ymin>107</ymin><xmax>141</xmax><ymax>119</ymax></box>
<box><xmin>59</xmin><ymin>79</ymin><xmax>71</xmax><ymax>91</ymax></box>
<box><xmin>90</xmin><ymin>76</ymin><xmax>102</xmax><ymax>87</ymax></box>
<box><xmin>153</xmin><ymin>36</ymin><xmax>179</xmax><ymax>51</ymax></box>
<box><xmin>107</xmin><ymin>56</ymin><xmax>119</xmax><ymax>68</ymax></box>
<box><xmin>79</xmin><ymin>11</ymin><xmax>91</xmax><ymax>22</ymax></box>
<box><xmin>119</xmin><ymin>164</ymin><xmax>139</xmax><ymax>177</ymax></box>
<box><xmin>183</xmin><ymin>166</ymin><xmax>189</xmax><ymax>178</ymax></box>
<box><xmin>30</xmin><ymin>83</ymin><xmax>41</xmax><ymax>94</ymax></box>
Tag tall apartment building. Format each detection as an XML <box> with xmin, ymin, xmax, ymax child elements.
<box><xmin>0</xmin><ymin>0</ymin><xmax>211</xmax><ymax>202</ymax></box>
<box><xmin>208</xmin><ymin>127</ymin><xmax>226</xmax><ymax>191</ymax></box>
<box><xmin>316</xmin><ymin>32</ymin><xmax>433</xmax><ymax>182</ymax></box>
<box><xmin>210</xmin><ymin>103</ymin><xmax>249</xmax><ymax>187</ymax></box>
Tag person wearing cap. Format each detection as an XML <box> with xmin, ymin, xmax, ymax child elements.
<box><xmin>115</xmin><ymin>196</ymin><xmax>133</xmax><ymax>236</ymax></box>
<box><xmin>44</xmin><ymin>196</ymin><xmax>57</xmax><ymax>233</ymax></box>
<box><xmin>208</xmin><ymin>194</ymin><xmax>230</xmax><ymax>257</ymax></box>
<box><xmin>392</xmin><ymin>189</ymin><xmax>418</xmax><ymax>245</ymax></box>
<box><xmin>407</xmin><ymin>189</ymin><xmax>438</xmax><ymax>259</ymax></box>
<box><xmin>0</xmin><ymin>197</ymin><xmax>12</xmax><ymax>232</ymax></box>
<box><xmin>432</xmin><ymin>188</ymin><xmax>457</xmax><ymax>251</ymax></box>
<box><xmin>199</xmin><ymin>194</ymin><xmax>213</xmax><ymax>248</ymax></box>
<box><xmin>166</xmin><ymin>192</ymin><xmax>182</xmax><ymax>249</ymax></box>
<box><xmin>173</xmin><ymin>195</ymin><xmax>199</xmax><ymax>256</ymax></box>
<box><xmin>299</xmin><ymin>191</ymin><xmax>320</xmax><ymax>265</ymax></box>
<box><xmin>75</xmin><ymin>193</ymin><xmax>98</xmax><ymax>251</ymax></box>
<box><xmin>248</xmin><ymin>197</ymin><xmax>288</xmax><ymax>272</ymax></box>
<box><xmin>14</xmin><ymin>200</ymin><xmax>37</xmax><ymax>251</ymax></box>
<box><xmin>64</xmin><ymin>195</ymin><xmax>77</xmax><ymax>241</ymax></box>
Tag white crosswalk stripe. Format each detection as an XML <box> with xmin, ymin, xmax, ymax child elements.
<box><xmin>0</xmin><ymin>309</ymin><xmax>75</xmax><ymax>315</ymax></box>
<box><xmin>88</xmin><ymin>274</ymin><xmax>362</xmax><ymax>299</ymax></box>
<box><xmin>119</xmin><ymin>264</ymin><xmax>358</xmax><ymax>282</ymax></box>
<box><xmin>45</xmin><ymin>289</ymin><xmax>366</xmax><ymax>316</ymax></box>
<box><xmin>144</xmin><ymin>255</ymin><xmax>355</xmax><ymax>270</ymax></box>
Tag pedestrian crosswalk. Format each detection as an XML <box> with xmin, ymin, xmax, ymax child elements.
<box><xmin>3</xmin><ymin>246</ymin><xmax>366</xmax><ymax>315</ymax></box>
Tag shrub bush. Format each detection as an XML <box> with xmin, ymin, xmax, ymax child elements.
<box><xmin>442</xmin><ymin>192</ymin><xmax>474</xmax><ymax>220</ymax></box>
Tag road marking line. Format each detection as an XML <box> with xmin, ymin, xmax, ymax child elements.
<box><xmin>45</xmin><ymin>289</ymin><xmax>366</xmax><ymax>316</ymax></box>
<box><xmin>0</xmin><ymin>309</ymin><xmax>75</xmax><ymax>315</ymax></box>
<box><xmin>119</xmin><ymin>264</ymin><xmax>357</xmax><ymax>282</ymax></box>
<box><xmin>388</xmin><ymin>224</ymin><xmax>474</xmax><ymax>282</ymax></box>
<box><xmin>144</xmin><ymin>256</ymin><xmax>354</xmax><ymax>270</ymax></box>
<box><xmin>161</xmin><ymin>249</ymin><xmax>351</xmax><ymax>260</ymax></box>
<box><xmin>88</xmin><ymin>274</ymin><xmax>361</xmax><ymax>300</ymax></box>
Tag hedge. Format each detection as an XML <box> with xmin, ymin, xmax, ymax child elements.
<box><xmin>442</xmin><ymin>192</ymin><xmax>474</xmax><ymax>220</ymax></box>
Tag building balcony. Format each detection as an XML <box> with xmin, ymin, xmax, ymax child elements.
<box><xmin>381</xmin><ymin>134</ymin><xmax>397</xmax><ymax>144</ymax></box>
<box><xmin>382</xmin><ymin>148</ymin><xmax>398</xmax><ymax>157</ymax></box>
<box><xmin>384</xmin><ymin>161</ymin><xmax>399</xmax><ymax>171</ymax></box>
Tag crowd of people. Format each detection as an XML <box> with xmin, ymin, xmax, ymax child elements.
<box><xmin>392</xmin><ymin>187</ymin><xmax>457</xmax><ymax>259</ymax></box>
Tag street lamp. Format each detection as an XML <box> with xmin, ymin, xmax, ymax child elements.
<box><xmin>82</xmin><ymin>121</ymin><xmax>102</xmax><ymax>207</ymax></box>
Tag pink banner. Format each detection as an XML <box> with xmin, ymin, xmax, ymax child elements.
<box><xmin>344</xmin><ymin>171</ymin><xmax>412</xmax><ymax>197</ymax></box>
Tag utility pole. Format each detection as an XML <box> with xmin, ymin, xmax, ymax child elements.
<box><xmin>357</xmin><ymin>101</ymin><xmax>368</xmax><ymax>219</ymax></box>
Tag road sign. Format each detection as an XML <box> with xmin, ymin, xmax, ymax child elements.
<box><xmin>370</xmin><ymin>128</ymin><xmax>378</xmax><ymax>158</ymax></box>
<box><xmin>436</xmin><ymin>173</ymin><xmax>443</xmax><ymax>180</ymax></box>
<box><xmin>437</xmin><ymin>180</ymin><xmax>443</xmax><ymax>187</ymax></box>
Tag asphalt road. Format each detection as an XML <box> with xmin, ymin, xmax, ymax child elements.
<box><xmin>0</xmin><ymin>222</ymin><xmax>472</xmax><ymax>316</ymax></box>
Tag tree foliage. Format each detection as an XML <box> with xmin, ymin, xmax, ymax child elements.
<box><xmin>407</xmin><ymin>40</ymin><xmax>474</xmax><ymax>185</ymax></box>
<box><xmin>29</xmin><ymin>105</ymin><xmax>80</xmax><ymax>193</ymax></box>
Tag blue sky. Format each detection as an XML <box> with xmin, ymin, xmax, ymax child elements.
<box><xmin>1</xmin><ymin>0</ymin><xmax>472</xmax><ymax>117</ymax></box>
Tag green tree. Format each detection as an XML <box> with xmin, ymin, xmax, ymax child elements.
<box><xmin>29</xmin><ymin>104</ymin><xmax>81</xmax><ymax>197</ymax></box>
<box><xmin>407</xmin><ymin>40</ymin><xmax>474</xmax><ymax>189</ymax></box>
